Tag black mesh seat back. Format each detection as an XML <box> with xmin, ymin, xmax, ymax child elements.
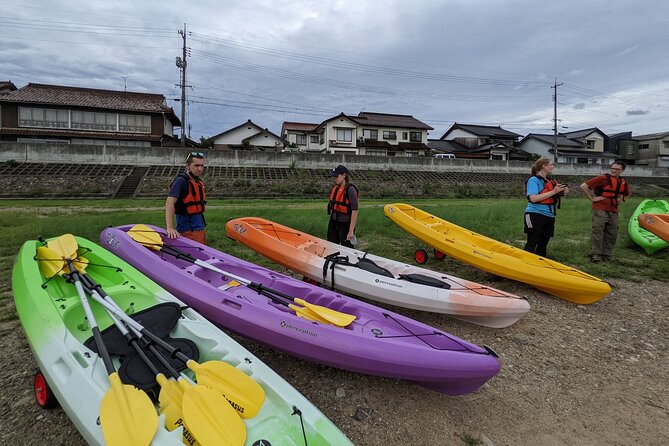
<box><xmin>118</xmin><ymin>337</ymin><xmax>199</xmax><ymax>393</ymax></box>
<box><xmin>84</xmin><ymin>302</ymin><xmax>183</xmax><ymax>356</ymax></box>
<box><xmin>398</xmin><ymin>273</ymin><xmax>451</xmax><ymax>289</ymax></box>
<box><xmin>356</xmin><ymin>258</ymin><xmax>395</xmax><ymax>278</ymax></box>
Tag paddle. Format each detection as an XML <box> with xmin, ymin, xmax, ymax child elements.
<box><xmin>49</xmin><ymin>234</ymin><xmax>265</xmax><ymax>419</ymax></box>
<box><xmin>77</xmin><ymin>272</ymin><xmax>246</xmax><ymax>446</ymax></box>
<box><xmin>127</xmin><ymin>224</ymin><xmax>357</xmax><ymax>327</ymax></box>
<box><xmin>36</xmin><ymin>244</ymin><xmax>158</xmax><ymax>446</ymax></box>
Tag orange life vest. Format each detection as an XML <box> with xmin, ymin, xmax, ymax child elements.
<box><xmin>328</xmin><ymin>184</ymin><xmax>359</xmax><ymax>215</ymax></box>
<box><xmin>593</xmin><ymin>174</ymin><xmax>627</xmax><ymax>205</ymax></box>
<box><xmin>170</xmin><ymin>173</ymin><xmax>206</xmax><ymax>215</ymax></box>
<box><xmin>525</xmin><ymin>175</ymin><xmax>561</xmax><ymax>210</ymax></box>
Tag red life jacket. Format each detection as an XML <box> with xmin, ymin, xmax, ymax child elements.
<box><xmin>593</xmin><ymin>174</ymin><xmax>627</xmax><ymax>206</ymax></box>
<box><xmin>328</xmin><ymin>183</ymin><xmax>359</xmax><ymax>215</ymax></box>
<box><xmin>170</xmin><ymin>173</ymin><xmax>206</xmax><ymax>215</ymax></box>
<box><xmin>525</xmin><ymin>175</ymin><xmax>561</xmax><ymax>210</ymax></box>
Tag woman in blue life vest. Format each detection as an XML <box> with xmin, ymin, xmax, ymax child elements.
<box><xmin>327</xmin><ymin>165</ymin><xmax>359</xmax><ymax>248</ymax></box>
<box><xmin>523</xmin><ymin>158</ymin><xmax>568</xmax><ymax>257</ymax></box>
<box><xmin>166</xmin><ymin>151</ymin><xmax>207</xmax><ymax>244</ymax></box>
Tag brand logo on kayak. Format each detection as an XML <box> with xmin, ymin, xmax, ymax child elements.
<box><xmin>105</xmin><ymin>233</ymin><xmax>119</xmax><ymax>248</ymax></box>
<box><xmin>374</xmin><ymin>278</ymin><xmax>402</xmax><ymax>288</ymax></box>
<box><xmin>233</xmin><ymin>223</ymin><xmax>247</xmax><ymax>236</ymax></box>
<box><xmin>371</xmin><ymin>328</ymin><xmax>383</xmax><ymax>336</ymax></box>
<box><xmin>280</xmin><ymin>320</ymin><xmax>317</xmax><ymax>338</ymax></box>
<box><xmin>252</xmin><ymin>441</ymin><xmax>272</xmax><ymax>446</ymax></box>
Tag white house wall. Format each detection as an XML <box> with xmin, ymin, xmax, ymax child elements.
<box><xmin>519</xmin><ymin>139</ymin><xmax>551</xmax><ymax>158</ymax></box>
<box><xmin>443</xmin><ymin>128</ymin><xmax>477</xmax><ymax>139</ymax></box>
<box><xmin>247</xmin><ymin>133</ymin><xmax>283</xmax><ymax>149</ymax></box>
<box><xmin>214</xmin><ymin>124</ymin><xmax>262</xmax><ymax>145</ymax></box>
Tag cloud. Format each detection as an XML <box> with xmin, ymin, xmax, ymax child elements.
<box><xmin>626</xmin><ymin>109</ymin><xmax>650</xmax><ymax>116</ymax></box>
<box><xmin>573</xmin><ymin>103</ymin><xmax>586</xmax><ymax>110</ymax></box>
<box><xmin>617</xmin><ymin>45</ymin><xmax>639</xmax><ymax>56</ymax></box>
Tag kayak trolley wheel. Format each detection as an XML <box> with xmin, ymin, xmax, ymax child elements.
<box><xmin>34</xmin><ymin>371</ymin><xmax>59</xmax><ymax>409</ymax></box>
<box><xmin>414</xmin><ymin>249</ymin><xmax>428</xmax><ymax>265</ymax></box>
<box><xmin>433</xmin><ymin>248</ymin><xmax>446</xmax><ymax>260</ymax></box>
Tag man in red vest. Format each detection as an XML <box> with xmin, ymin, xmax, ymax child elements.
<box><xmin>579</xmin><ymin>161</ymin><xmax>631</xmax><ymax>262</ymax></box>
<box><xmin>166</xmin><ymin>151</ymin><xmax>207</xmax><ymax>244</ymax></box>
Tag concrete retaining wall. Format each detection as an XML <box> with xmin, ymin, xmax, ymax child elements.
<box><xmin>1</xmin><ymin>142</ymin><xmax>667</xmax><ymax>178</ymax></box>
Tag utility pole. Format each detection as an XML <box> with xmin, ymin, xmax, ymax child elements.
<box><xmin>551</xmin><ymin>78</ymin><xmax>563</xmax><ymax>163</ymax></box>
<box><xmin>176</xmin><ymin>24</ymin><xmax>188</xmax><ymax>148</ymax></box>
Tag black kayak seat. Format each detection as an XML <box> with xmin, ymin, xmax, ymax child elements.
<box><xmin>398</xmin><ymin>273</ymin><xmax>451</xmax><ymax>289</ymax></box>
<box><xmin>356</xmin><ymin>258</ymin><xmax>395</xmax><ymax>278</ymax></box>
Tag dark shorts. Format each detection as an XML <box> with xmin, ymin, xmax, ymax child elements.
<box><xmin>523</xmin><ymin>212</ymin><xmax>555</xmax><ymax>237</ymax></box>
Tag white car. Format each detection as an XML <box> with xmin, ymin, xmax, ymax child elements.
<box><xmin>433</xmin><ymin>153</ymin><xmax>455</xmax><ymax>159</ymax></box>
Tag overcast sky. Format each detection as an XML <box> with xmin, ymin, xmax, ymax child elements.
<box><xmin>2</xmin><ymin>0</ymin><xmax>668</xmax><ymax>141</ymax></box>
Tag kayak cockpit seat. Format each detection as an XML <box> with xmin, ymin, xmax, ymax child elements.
<box><xmin>84</xmin><ymin>302</ymin><xmax>199</xmax><ymax>395</ymax></box>
<box><xmin>355</xmin><ymin>258</ymin><xmax>394</xmax><ymax>278</ymax></box>
<box><xmin>398</xmin><ymin>274</ymin><xmax>451</xmax><ymax>289</ymax></box>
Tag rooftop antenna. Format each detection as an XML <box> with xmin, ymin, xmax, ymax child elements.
<box><xmin>122</xmin><ymin>76</ymin><xmax>128</xmax><ymax>92</ymax></box>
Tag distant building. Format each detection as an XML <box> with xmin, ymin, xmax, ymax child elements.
<box><xmin>211</xmin><ymin>119</ymin><xmax>286</xmax><ymax>151</ymax></box>
<box><xmin>0</xmin><ymin>82</ymin><xmax>191</xmax><ymax>147</ymax></box>
<box><xmin>434</xmin><ymin>123</ymin><xmax>528</xmax><ymax>160</ymax></box>
<box><xmin>634</xmin><ymin>132</ymin><xmax>669</xmax><ymax>167</ymax></box>
<box><xmin>518</xmin><ymin>128</ymin><xmax>617</xmax><ymax>164</ymax></box>
<box><xmin>281</xmin><ymin>111</ymin><xmax>433</xmax><ymax>157</ymax></box>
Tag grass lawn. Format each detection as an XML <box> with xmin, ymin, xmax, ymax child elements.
<box><xmin>1</xmin><ymin>196</ymin><xmax>666</xmax><ymax>322</ymax></box>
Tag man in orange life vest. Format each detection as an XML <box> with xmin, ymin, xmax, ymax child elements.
<box><xmin>166</xmin><ymin>151</ymin><xmax>207</xmax><ymax>244</ymax></box>
<box><xmin>327</xmin><ymin>165</ymin><xmax>359</xmax><ymax>248</ymax></box>
<box><xmin>579</xmin><ymin>160</ymin><xmax>631</xmax><ymax>262</ymax></box>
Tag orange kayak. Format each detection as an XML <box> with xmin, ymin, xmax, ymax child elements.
<box><xmin>638</xmin><ymin>213</ymin><xmax>669</xmax><ymax>243</ymax></box>
<box><xmin>226</xmin><ymin>217</ymin><xmax>530</xmax><ymax>328</ymax></box>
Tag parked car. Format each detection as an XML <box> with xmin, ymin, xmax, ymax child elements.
<box><xmin>434</xmin><ymin>153</ymin><xmax>456</xmax><ymax>159</ymax></box>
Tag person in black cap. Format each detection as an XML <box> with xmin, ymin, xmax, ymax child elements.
<box><xmin>327</xmin><ymin>165</ymin><xmax>359</xmax><ymax>247</ymax></box>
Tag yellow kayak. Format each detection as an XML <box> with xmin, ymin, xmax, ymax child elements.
<box><xmin>384</xmin><ymin>203</ymin><xmax>612</xmax><ymax>304</ymax></box>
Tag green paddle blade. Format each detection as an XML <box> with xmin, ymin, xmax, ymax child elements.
<box><xmin>186</xmin><ymin>360</ymin><xmax>265</xmax><ymax>419</ymax></box>
<box><xmin>294</xmin><ymin>298</ymin><xmax>357</xmax><ymax>327</ymax></box>
<box><xmin>182</xmin><ymin>385</ymin><xmax>246</xmax><ymax>446</ymax></box>
<box><xmin>100</xmin><ymin>373</ymin><xmax>158</xmax><ymax>446</ymax></box>
<box><xmin>128</xmin><ymin>224</ymin><xmax>164</xmax><ymax>250</ymax></box>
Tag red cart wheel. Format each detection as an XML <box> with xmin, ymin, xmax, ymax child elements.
<box><xmin>34</xmin><ymin>371</ymin><xmax>59</xmax><ymax>409</ymax></box>
<box><xmin>433</xmin><ymin>248</ymin><xmax>446</xmax><ymax>260</ymax></box>
<box><xmin>414</xmin><ymin>249</ymin><xmax>428</xmax><ymax>265</ymax></box>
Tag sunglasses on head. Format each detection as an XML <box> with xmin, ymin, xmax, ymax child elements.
<box><xmin>186</xmin><ymin>151</ymin><xmax>204</xmax><ymax>161</ymax></box>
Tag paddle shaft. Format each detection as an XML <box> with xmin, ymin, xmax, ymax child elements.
<box><xmin>64</xmin><ymin>261</ymin><xmax>116</xmax><ymax>375</ymax></box>
<box><xmin>79</xmin><ymin>273</ymin><xmax>183</xmax><ymax>380</ymax></box>
<box><xmin>159</xmin><ymin>243</ymin><xmax>303</xmax><ymax>308</ymax></box>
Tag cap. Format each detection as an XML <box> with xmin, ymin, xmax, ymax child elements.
<box><xmin>329</xmin><ymin>165</ymin><xmax>350</xmax><ymax>176</ymax></box>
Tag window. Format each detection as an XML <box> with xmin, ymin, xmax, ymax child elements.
<box><xmin>577</xmin><ymin>157</ymin><xmax>588</xmax><ymax>164</ymax></box>
<box><xmin>365</xmin><ymin>148</ymin><xmax>386</xmax><ymax>156</ymax></box>
<box><xmin>310</xmin><ymin>135</ymin><xmax>319</xmax><ymax>143</ymax></box>
<box><xmin>118</xmin><ymin>114</ymin><xmax>150</xmax><ymax>133</ymax></box>
<box><xmin>405</xmin><ymin>150</ymin><xmax>419</xmax><ymax>157</ymax></box>
<box><xmin>363</xmin><ymin>129</ymin><xmax>378</xmax><ymax>140</ymax></box>
<box><xmin>296</xmin><ymin>134</ymin><xmax>307</xmax><ymax>145</ymax></box>
<box><xmin>72</xmin><ymin>111</ymin><xmax>118</xmax><ymax>131</ymax></box>
<box><xmin>18</xmin><ymin>107</ymin><xmax>69</xmax><ymax>129</ymax></box>
<box><xmin>410</xmin><ymin>131</ymin><xmax>422</xmax><ymax>142</ymax></box>
<box><xmin>586</xmin><ymin>139</ymin><xmax>596</xmax><ymax>149</ymax></box>
<box><xmin>336</xmin><ymin>128</ymin><xmax>352</xmax><ymax>142</ymax></box>
<box><xmin>383</xmin><ymin>130</ymin><xmax>396</xmax><ymax>140</ymax></box>
<box><xmin>402</xmin><ymin>132</ymin><xmax>408</xmax><ymax>140</ymax></box>
<box><xmin>639</xmin><ymin>144</ymin><xmax>650</xmax><ymax>150</ymax></box>
<box><xmin>491</xmin><ymin>154</ymin><xmax>504</xmax><ymax>160</ymax></box>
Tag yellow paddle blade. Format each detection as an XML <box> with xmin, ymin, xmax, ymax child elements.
<box><xmin>294</xmin><ymin>298</ymin><xmax>357</xmax><ymax>327</ymax></box>
<box><xmin>36</xmin><ymin>246</ymin><xmax>67</xmax><ymax>278</ymax></box>
<box><xmin>186</xmin><ymin>359</ymin><xmax>265</xmax><ymax>419</ymax></box>
<box><xmin>100</xmin><ymin>373</ymin><xmax>158</xmax><ymax>446</ymax></box>
<box><xmin>74</xmin><ymin>256</ymin><xmax>89</xmax><ymax>272</ymax></box>
<box><xmin>289</xmin><ymin>303</ymin><xmax>333</xmax><ymax>325</ymax></box>
<box><xmin>182</xmin><ymin>385</ymin><xmax>246</xmax><ymax>446</ymax></box>
<box><xmin>157</xmin><ymin>374</ymin><xmax>185</xmax><ymax>430</ymax></box>
<box><xmin>48</xmin><ymin>234</ymin><xmax>79</xmax><ymax>259</ymax></box>
<box><xmin>128</xmin><ymin>224</ymin><xmax>164</xmax><ymax>251</ymax></box>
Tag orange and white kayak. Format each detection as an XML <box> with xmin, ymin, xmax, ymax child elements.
<box><xmin>638</xmin><ymin>213</ymin><xmax>669</xmax><ymax>243</ymax></box>
<box><xmin>384</xmin><ymin>203</ymin><xmax>612</xmax><ymax>304</ymax></box>
<box><xmin>226</xmin><ymin>217</ymin><xmax>530</xmax><ymax>328</ymax></box>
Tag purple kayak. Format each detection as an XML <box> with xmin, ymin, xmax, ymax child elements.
<box><xmin>101</xmin><ymin>225</ymin><xmax>501</xmax><ymax>395</ymax></box>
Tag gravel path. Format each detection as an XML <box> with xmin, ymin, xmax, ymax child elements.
<box><xmin>2</xmin><ymin>278</ymin><xmax>668</xmax><ymax>445</ymax></box>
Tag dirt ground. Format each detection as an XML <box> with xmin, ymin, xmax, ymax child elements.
<box><xmin>1</xmin><ymin>276</ymin><xmax>668</xmax><ymax>446</ymax></box>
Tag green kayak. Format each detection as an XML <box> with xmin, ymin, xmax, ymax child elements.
<box><xmin>12</xmin><ymin>236</ymin><xmax>352</xmax><ymax>446</ymax></box>
<box><xmin>628</xmin><ymin>199</ymin><xmax>669</xmax><ymax>255</ymax></box>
